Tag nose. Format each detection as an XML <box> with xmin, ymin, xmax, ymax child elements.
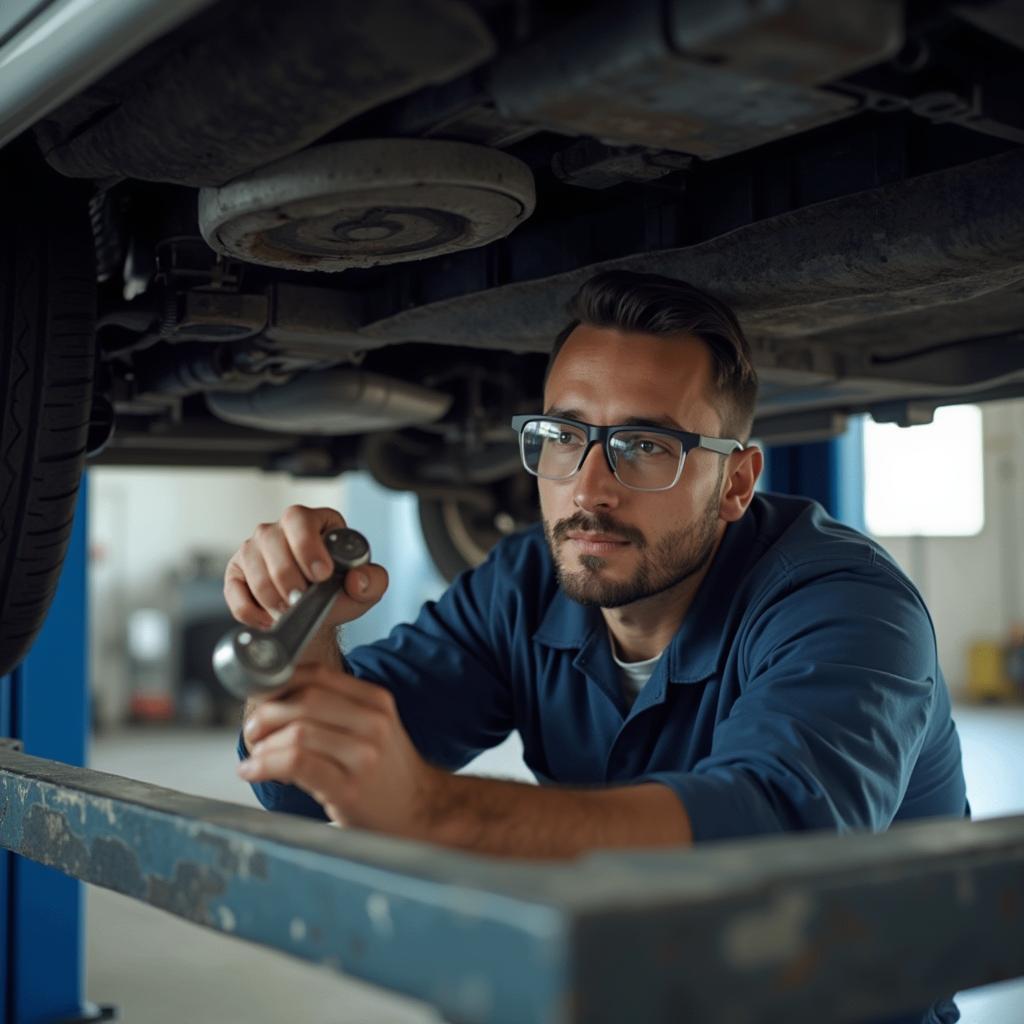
<box><xmin>572</xmin><ymin>440</ymin><xmax>621</xmax><ymax>512</ymax></box>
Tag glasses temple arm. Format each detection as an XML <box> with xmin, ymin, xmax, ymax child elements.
<box><xmin>699</xmin><ymin>436</ymin><xmax>744</xmax><ymax>455</ymax></box>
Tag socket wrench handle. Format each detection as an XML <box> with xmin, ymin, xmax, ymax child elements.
<box><xmin>213</xmin><ymin>528</ymin><xmax>371</xmax><ymax>699</ymax></box>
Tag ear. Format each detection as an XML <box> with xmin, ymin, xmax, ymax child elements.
<box><xmin>719</xmin><ymin>445</ymin><xmax>763</xmax><ymax>523</ymax></box>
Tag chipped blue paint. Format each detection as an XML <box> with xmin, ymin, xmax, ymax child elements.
<box><xmin>0</xmin><ymin>752</ymin><xmax>568</xmax><ymax>1024</ymax></box>
<box><xmin>1</xmin><ymin>747</ymin><xmax>1023</xmax><ymax>1023</ymax></box>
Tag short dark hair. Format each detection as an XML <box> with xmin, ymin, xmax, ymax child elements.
<box><xmin>547</xmin><ymin>271</ymin><xmax>759</xmax><ymax>441</ymax></box>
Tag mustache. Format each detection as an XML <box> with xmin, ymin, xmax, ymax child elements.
<box><xmin>551</xmin><ymin>511</ymin><xmax>646</xmax><ymax>548</ymax></box>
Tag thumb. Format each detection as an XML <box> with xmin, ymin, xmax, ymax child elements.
<box><xmin>342</xmin><ymin>562</ymin><xmax>389</xmax><ymax>606</ymax></box>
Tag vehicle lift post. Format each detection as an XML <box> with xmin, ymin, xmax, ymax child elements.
<box><xmin>763</xmin><ymin>421</ymin><xmax>866</xmax><ymax>530</ymax></box>
<box><xmin>1</xmin><ymin>476</ymin><xmax>107</xmax><ymax>1023</ymax></box>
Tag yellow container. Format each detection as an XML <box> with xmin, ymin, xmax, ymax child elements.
<box><xmin>966</xmin><ymin>641</ymin><xmax>1014</xmax><ymax>703</ymax></box>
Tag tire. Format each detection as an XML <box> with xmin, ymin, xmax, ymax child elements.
<box><xmin>418</xmin><ymin>475</ymin><xmax>537</xmax><ymax>582</ymax></box>
<box><xmin>418</xmin><ymin>497</ymin><xmax>502</xmax><ymax>582</ymax></box>
<box><xmin>0</xmin><ymin>168</ymin><xmax>97</xmax><ymax>677</ymax></box>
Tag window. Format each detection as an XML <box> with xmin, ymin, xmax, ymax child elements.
<box><xmin>863</xmin><ymin>404</ymin><xmax>984</xmax><ymax>537</ymax></box>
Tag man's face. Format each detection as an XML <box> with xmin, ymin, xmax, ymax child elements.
<box><xmin>539</xmin><ymin>325</ymin><xmax>730</xmax><ymax>608</ymax></box>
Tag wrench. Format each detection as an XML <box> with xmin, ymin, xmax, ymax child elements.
<box><xmin>213</xmin><ymin>527</ymin><xmax>371</xmax><ymax>699</ymax></box>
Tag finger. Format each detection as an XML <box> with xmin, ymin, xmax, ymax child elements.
<box><xmin>232</xmin><ymin>532</ymin><xmax>291</xmax><ymax>614</ymax></box>
<box><xmin>315</xmin><ymin>561</ymin><xmax>389</xmax><ymax>629</ymax></box>
<box><xmin>341</xmin><ymin>562</ymin><xmax>389</xmax><ymax>605</ymax></box>
<box><xmin>243</xmin><ymin>683</ymin><xmax>387</xmax><ymax>747</ymax></box>
<box><xmin>223</xmin><ymin>560</ymin><xmax>274</xmax><ymax>629</ymax></box>
<box><xmin>290</xmin><ymin>664</ymin><xmax>397</xmax><ymax>716</ymax></box>
<box><xmin>280</xmin><ymin>505</ymin><xmax>347</xmax><ymax>584</ymax></box>
<box><xmin>248</xmin><ymin>720</ymin><xmax>379</xmax><ymax>776</ymax></box>
<box><xmin>252</xmin><ymin>520</ymin><xmax>320</xmax><ymax>610</ymax></box>
<box><xmin>238</xmin><ymin>745</ymin><xmax>351</xmax><ymax>809</ymax></box>
<box><xmin>240</xmin><ymin>682</ymin><xmax>300</xmax><ymax>746</ymax></box>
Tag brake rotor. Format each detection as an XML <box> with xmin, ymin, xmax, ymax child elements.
<box><xmin>198</xmin><ymin>139</ymin><xmax>535</xmax><ymax>271</ymax></box>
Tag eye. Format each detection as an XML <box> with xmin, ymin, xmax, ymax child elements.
<box><xmin>613</xmin><ymin>434</ymin><xmax>672</xmax><ymax>459</ymax></box>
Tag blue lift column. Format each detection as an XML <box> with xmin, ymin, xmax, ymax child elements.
<box><xmin>1</xmin><ymin>477</ymin><xmax>96</xmax><ymax>1024</ymax></box>
<box><xmin>762</xmin><ymin>418</ymin><xmax>866</xmax><ymax>531</ymax></box>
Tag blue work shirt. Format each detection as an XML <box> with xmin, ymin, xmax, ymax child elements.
<box><xmin>245</xmin><ymin>492</ymin><xmax>967</xmax><ymax>1023</ymax></box>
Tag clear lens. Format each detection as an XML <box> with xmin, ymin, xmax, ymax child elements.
<box><xmin>609</xmin><ymin>430</ymin><xmax>683</xmax><ymax>490</ymax></box>
<box><xmin>521</xmin><ymin>419</ymin><xmax>587</xmax><ymax>479</ymax></box>
<box><xmin>520</xmin><ymin>419</ymin><xmax>685</xmax><ymax>489</ymax></box>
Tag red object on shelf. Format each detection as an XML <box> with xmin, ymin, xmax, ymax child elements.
<box><xmin>129</xmin><ymin>692</ymin><xmax>176</xmax><ymax>721</ymax></box>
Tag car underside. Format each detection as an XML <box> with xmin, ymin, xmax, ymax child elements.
<box><xmin>1</xmin><ymin>0</ymin><xmax>1023</xmax><ymax>668</ymax></box>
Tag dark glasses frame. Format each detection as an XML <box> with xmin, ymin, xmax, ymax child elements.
<box><xmin>510</xmin><ymin>414</ymin><xmax>743</xmax><ymax>492</ymax></box>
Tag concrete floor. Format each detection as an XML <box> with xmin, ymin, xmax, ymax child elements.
<box><xmin>84</xmin><ymin>707</ymin><xmax>1024</xmax><ymax>1023</ymax></box>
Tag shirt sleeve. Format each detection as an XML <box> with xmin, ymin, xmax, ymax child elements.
<box><xmin>237</xmin><ymin>731</ymin><xmax>329</xmax><ymax>820</ymax></box>
<box><xmin>639</xmin><ymin>560</ymin><xmax>939</xmax><ymax>842</ymax></box>
<box><xmin>242</xmin><ymin>546</ymin><xmax>517</xmax><ymax>818</ymax></box>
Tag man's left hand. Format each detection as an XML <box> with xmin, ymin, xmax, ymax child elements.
<box><xmin>238</xmin><ymin>663</ymin><xmax>446</xmax><ymax>838</ymax></box>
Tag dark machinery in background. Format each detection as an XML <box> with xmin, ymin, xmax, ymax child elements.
<box><xmin>38</xmin><ymin>1</ymin><xmax>1024</xmax><ymax>556</ymax></box>
<box><xmin>3</xmin><ymin>0</ymin><xmax>1024</xmax><ymax>675</ymax></box>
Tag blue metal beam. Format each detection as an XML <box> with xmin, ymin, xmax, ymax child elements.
<box><xmin>1</xmin><ymin>746</ymin><xmax>1022</xmax><ymax>1024</ymax></box>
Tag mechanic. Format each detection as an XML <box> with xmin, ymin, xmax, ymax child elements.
<box><xmin>228</xmin><ymin>271</ymin><xmax>967</xmax><ymax>1021</ymax></box>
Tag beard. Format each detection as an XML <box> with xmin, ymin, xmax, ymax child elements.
<box><xmin>543</xmin><ymin>470</ymin><xmax>724</xmax><ymax>609</ymax></box>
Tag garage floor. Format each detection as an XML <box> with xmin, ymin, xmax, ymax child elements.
<box><xmin>84</xmin><ymin>707</ymin><xmax>1024</xmax><ymax>1023</ymax></box>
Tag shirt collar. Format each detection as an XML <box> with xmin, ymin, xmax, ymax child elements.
<box><xmin>533</xmin><ymin>504</ymin><xmax>763</xmax><ymax>685</ymax></box>
<box><xmin>532</xmin><ymin>584</ymin><xmax>597</xmax><ymax>650</ymax></box>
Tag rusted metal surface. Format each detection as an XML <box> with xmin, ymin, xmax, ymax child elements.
<box><xmin>1</xmin><ymin>746</ymin><xmax>1023</xmax><ymax>1023</ymax></box>
<box><xmin>197</xmin><ymin>139</ymin><xmax>536</xmax><ymax>272</ymax></box>
<box><xmin>359</xmin><ymin>148</ymin><xmax>1024</xmax><ymax>359</ymax></box>
<box><xmin>492</xmin><ymin>0</ymin><xmax>901</xmax><ymax>160</ymax></box>
<box><xmin>358</xmin><ymin>147</ymin><xmax>1024</xmax><ymax>434</ymax></box>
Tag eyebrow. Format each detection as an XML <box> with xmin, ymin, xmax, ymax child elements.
<box><xmin>542</xmin><ymin>406</ymin><xmax>696</xmax><ymax>433</ymax></box>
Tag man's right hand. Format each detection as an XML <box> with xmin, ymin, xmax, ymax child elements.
<box><xmin>224</xmin><ymin>505</ymin><xmax>387</xmax><ymax>630</ymax></box>
<box><xmin>225</xmin><ymin>505</ymin><xmax>389</xmax><ymax>748</ymax></box>
<box><xmin>224</xmin><ymin>505</ymin><xmax>388</xmax><ymax>731</ymax></box>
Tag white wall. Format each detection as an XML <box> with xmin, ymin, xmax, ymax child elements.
<box><xmin>870</xmin><ymin>400</ymin><xmax>1024</xmax><ymax>698</ymax></box>
<box><xmin>88</xmin><ymin>466</ymin><xmax>348</xmax><ymax>726</ymax></box>
<box><xmin>88</xmin><ymin>466</ymin><xmax>348</xmax><ymax>593</ymax></box>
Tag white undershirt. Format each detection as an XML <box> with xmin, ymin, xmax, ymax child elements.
<box><xmin>610</xmin><ymin>641</ymin><xmax>663</xmax><ymax>709</ymax></box>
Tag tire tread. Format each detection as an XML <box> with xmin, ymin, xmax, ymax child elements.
<box><xmin>0</xmin><ymin>175</ymin><xmax>96</xmax><ymax>675</ymax></box>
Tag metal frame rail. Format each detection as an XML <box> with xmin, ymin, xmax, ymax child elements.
<box><xmin>1</xmin><ymin>747</ymin><xmax>1021</xmax><ymax>1024</ymax></box>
